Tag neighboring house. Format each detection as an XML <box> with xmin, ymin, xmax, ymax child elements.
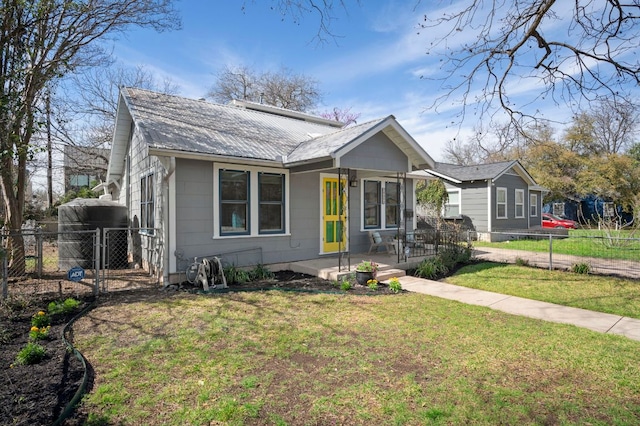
<box><xmin>102</xmin><ymin>88</ymin><xmax>435</xmax><ymax>284</ymax></box>
<box><xmin>545</xmin><ymin>196</ymin><xmax>633</xmax><ymax>225</ymax></box>
<box><xmin>63</xmin><ymin>145</ymin><xmax>110</xmax><ymax>193</ymax></box>
<box><xmin>418</xmin><ymin>160</ymin><xmax>547</xmax><ymax>236</ymax></box>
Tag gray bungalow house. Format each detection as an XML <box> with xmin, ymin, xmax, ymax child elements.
<box><xmin>102</xmin><ymin>88</ymin><xmax>435</xmax><ymax>284</ymax></box>
<box><xmin>419</xmin><ymin>161</ymin><xmax>546</xmax><ymax>237</ymax></box>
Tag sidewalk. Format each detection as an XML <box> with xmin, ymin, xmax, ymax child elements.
<box><xmin>398</xmin><ymin>275</ymin><xmax>640</xmax><ymax>342</ymax></box>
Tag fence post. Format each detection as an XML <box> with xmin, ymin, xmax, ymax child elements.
<box><xmin>548</xmin><ymin>234</ymin><xmax>553</xmax><ymax>271</ymax></box>
<box><xmin>36</xmin><ymin>228</ymin><xmax>43</xmax><ymax>277</ymax></box>
<box><xmin>1</xmin><ymin>247</ymin><xmax>7</xmax><ymax>299</ymax></box>
<box><xmin>94</xmin><ymin>228</ymin><xmax>101</xmax><ymax>296</ymax></box>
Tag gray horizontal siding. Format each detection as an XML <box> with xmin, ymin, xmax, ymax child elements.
<box><xmin>460</xmin><ymin>182</ymin><xmax>488</xmax><ymax>232</ymax></box>
<box><xmin>492</xmin><ymin>173</ymin><xmax>530</xmax><ymax>231</ymax></box>
<box><xmin>341</xmin><ymin>133</ymin><xmax>408</xmax><ymax>172</ymax></box>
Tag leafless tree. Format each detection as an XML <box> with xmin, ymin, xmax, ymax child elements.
<box><xmin>0</xmin><ymin>0</ymin><xmax>180</xmax><ymax>273</ymax></box>
<box><xmin>207</xmin><ymin>65</ymin><xmax>323</xmax><ymax>112</ymax></box>
<box><xmin>419</xmin><ymin>0</ymin><xmax>640</xmax><ymax>128</ymax></box>
<box><xmin>563</xmin><ymin>99</ymin><xmax>638</xmax><ymax>155</ymax></box>
<box><xmin>318</xmin><ymin>107</ymin><xmax>360</xmax><ymax>126</ymax></box>
<box><xmin>242</xmin><ymin>0</ymin><xmax>352</xmax><ymax>43</ymax></box>
<box><xmin>591</xmin><ymin>99</ymin><xmax>638</xmax><ymax>155</ymax></box>
<box><xmin>443</xmin><ymin>120</ymin><xmax>546</xmax><ymax>165</ymax></box>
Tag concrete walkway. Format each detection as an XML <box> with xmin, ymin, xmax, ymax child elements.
<box><xmin>398</xmin><ymin>275</ymin><xmax>640</xmax><ymax>342</ymax></box>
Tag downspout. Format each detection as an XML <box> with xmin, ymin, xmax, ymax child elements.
<box><xmin>487</xmin><ymin>179</ymin><xmax>492</xmax><ymax>233</ymax></box>
<box><xmin>161</xmin><ymin>157</ymin><xmax>176</xmax><ymax>285</ymax></box>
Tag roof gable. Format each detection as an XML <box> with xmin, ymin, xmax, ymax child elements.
<box><xmin>427</xmin><ymin>160</ymin><xmax>538</xmax><ymax>186</ymax></box>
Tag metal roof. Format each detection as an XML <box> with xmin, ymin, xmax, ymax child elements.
<box><xmin>122</xmin><ymin>87</ymin><xmax>340</xmax><ymax>162</ymax></box>
<box><xmin>106</xmin><ymin>88</ymin><xmax>435</xmax><ymax>186</ymax></box>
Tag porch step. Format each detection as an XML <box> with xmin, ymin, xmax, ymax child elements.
<box><xmin>376</xmin><ymin>268</ymin><xmax>406</xmax><ymax>282</ymax></box>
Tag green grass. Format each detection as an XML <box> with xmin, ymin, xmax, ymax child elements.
<box><xmin>73</xmin><ymin>290</ymin><xmax>640</xmax><ymax>425</ymax></box>
<box><xmin>475</xmin><ymin>229</ymin><xmax>640</xmax><ymax>261</ymax></box>
<box><xmin>446</xmin><ymin>262</ymin><xmax>640</xmax><ymax>319</ymax></box>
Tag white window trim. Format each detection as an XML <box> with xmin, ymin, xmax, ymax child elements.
<box><xmin>496</xmin><ymin>187</ymin><xmax>508</xmax><ymax>219</ymax></box>
<box><xmin>530</xmin><ymin>193</ymin><xmax>538</xmax><ymax>217</ymax></box>
<box><xmin>515</xmin><ymin>189</ymin><xmax>525</xmax><ymax>219</ymax></box>
<box><xmin>140</xmin><ymin>170</ymin><xmax>155</xmax><ymax>235</ymax></box>
<box><xmin>553</xmin><ymin>202</ymin><xmax>565</xmax><ymax>217</ymax></box>
<box><xmin>213</xmin><ymin>163</ymin><xmax>290</xmax><ymax>238</ymax></box>
<box><xmin>360</xmin><ymin>177</ymin><xmax>402</xmax><ymax>231</ymax></box>
<box><xmin>443</xmin><ymin>188</ymin><xmax>462</xmax><ymax>218</ymax></box>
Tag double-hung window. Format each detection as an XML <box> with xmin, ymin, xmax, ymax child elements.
<box><xmin>444</xmin><ymin>190</ymin><xmax>461</xmax><ymax>217</ymax></box>
<box><xmin>385</xmin><ymin>182</ymin><xmax>400</xmax><ymax>227</ymax></box>
<box><xmin>140</xmin><ymin>173</ymin><xmax>154</xmax><ymax>234</ymax></box>
<box><xmin>259</xmin><ymin>172</ymin><xmax>285</xmax><ymax>233</ymax></box>
<box><xmin>364</xmin><ymin>180</ymin><xmax>381</xmax><ymax>228</ymax></box>
<box><xmin>530</xmin><ymin>193</ymin><xmax>538</xmax><ymax>217</ymax></box>
<box><xmin>220</xmin><ymin>170</ymin><xmax>249</xmax><ymax>235</ymax></box>
<box><xmin>515</xmin><ymin>189</ymin><xmax>525</xmax><ymax>218</ymax></box>
<box><xmin>496</xmin><ymin>187</ymin><xmax>507</xmax><ymax>219</ymax></box>
<box><xmin>363</xmin><ymin>179</ymin><xmax>402</xmax><ymax>229</ymax></box>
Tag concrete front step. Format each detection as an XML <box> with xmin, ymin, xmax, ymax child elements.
<box><xmin>376</xmin><ymin>268</ymin><xmax>406</xmax><ymax>282</ymax></box>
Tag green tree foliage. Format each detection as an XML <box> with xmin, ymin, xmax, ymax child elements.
<box><xmin>416</xmin><ymin>179</ymin><xmax>449</xmax><ymax>218</ymax></box>
<box><xmin>523</xmin><ymin>141</ymin><xmax>584</xmax><ymax>202</ymax></box>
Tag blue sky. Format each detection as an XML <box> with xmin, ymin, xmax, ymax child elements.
<box><xmin>106</xmin><ymin>1</ymin><xmax>621</xmax><ymax>162</ymax></box>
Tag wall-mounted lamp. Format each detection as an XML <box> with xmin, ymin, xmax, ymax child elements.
<box><xmin>349</xmin><ymin>170</ymin><xmax>358</xmax><ymax>187</ymax></box>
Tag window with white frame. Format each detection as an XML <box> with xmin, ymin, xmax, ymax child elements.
<box><xmin>363</xmin><ymin>179</ymin><xmax>402</xmax><ymax>229</ymax></box>
<box><xmin>444</xmin><ymin>189</ymin><xmax>460</xmax><ymax>217</ymax></box>
<box><xmin>603</xmin><ymin>202</ymin><xmax>615</xmax><ymax>218</ymax></box>
<box><xmin>515</xmin><ymin>189</ymin><xmax>525</xmax><ymax>218</ymax></box>
<box><xmin>553</xmin><ymin>202</ymin><xmax>565</xmax><ymax>217</ymax></box>
<box><xmin>530</xmin><ymin>193</ymin><xmax>538</xmax><ymax>217</ymax></box>
<box><xmin>385</xmin><ymin>182</ymin><xmax>400</xmax><ymax>227</ymax></box>
<box><xmin>220</xmin><ymin>170</ymin><xmax>249</xmax><ymax>235</ymax></box>
<box><xmin>215</xmin><ymin>164</ymin><xmax>288</xmax><ymax>237</ymax></box>
<box><xmin>259</xmin><ymin>172</ymin><xmax>285</xmax><ymax>233</ymax></box>
<box><xmin>496</xmin><ymin>187</ymin><xmax>507</xmax><ymax>219</ymax></box>
<box><xmin>363</xmin><ymin>180</ymin><xmax>381</xmax><ymax>228</ymax></box>
<box><xmin>140</xmin><ymin>173</ymin><xmax>154</xmax><ymax>234</ymax></box>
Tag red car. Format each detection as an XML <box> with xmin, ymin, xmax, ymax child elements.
<box><xmin>542</xmin><ymin>213</ymin><xmax>578</xmax><ymax>229</ymax></box>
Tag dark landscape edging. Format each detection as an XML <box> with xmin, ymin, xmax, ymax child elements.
<box><xmin>51</xmin><ymin>301</ymin><xmax>96</xmax><ymax>426</ymax></box>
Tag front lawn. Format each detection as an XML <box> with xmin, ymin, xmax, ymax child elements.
<box><xmin>446</xmin><ymin>262</ymin><xmax>640</xmax><ymax>319</ymax></box>
<box><xmin>72</xmin><ymin>289</ymin><xmax>640</xmax><ymax>425</ymax></box>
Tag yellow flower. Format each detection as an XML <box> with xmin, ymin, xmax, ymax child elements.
<box><xmin>37</xmin><ymin>311</ymin><xmax>45</xmax><ymax>316</ymax></box>
<box><xmin>30</xmin><ymin>326</ymin><xmax>39</xmax><ymax>332</ymax></box>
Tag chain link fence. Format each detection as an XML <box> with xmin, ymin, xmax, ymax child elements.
<box><xmin>472</xmin><ymin>231</ymin><xmax>640</xmax><ymax>279</ymax></box>
<box><xmin>1</xmin><ymin>228</ymin><xmax>161</xmax><ymax>301</ymax></box>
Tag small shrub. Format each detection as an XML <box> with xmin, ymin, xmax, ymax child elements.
<box><xmin>31</xmin><ymin>311</ymin><xmax>50</xmax><ymax>328</ymax></box>
<box><xmin>250</xmin><ymin>264</ymin><xmax>274</xmax><ymax>281</ymax></box>
<box><xmin>388</xmin><ymin>277</ymin><xmax>402</xmax><ymax>293</ymax></box>
<box><xmin>48</xmin><ymin>298</ymin><xmax>80</xmax><ymax>316</ymax></box>
<box><xmin>224</xmin><ymin>265</ymin><xmax>251</xmax><ymax>284</ymax></box>
<box><xmin>15</xmin><ymin>342</ymin><xmax>46</xmax><ymax>365</ymax></box>
<box><xmin>340</xmin><ymin>280</ymin><xmax>352</xmax><ymax>291</ymax></box>
<box><xmin>515</xmin><ymin>257</ymin><xmax>529</xmax><ymax>266</ymax></box>
<box><xmin>367</xmin><ymin>279</ymin><xmax>378</xmax><ymax>290</ymax></box>
<box><xmin>415</xmin><ymin>257</ymin><xmax>448</xmax><ymax>280</ymax></box>
<box><xmin>572</xmin><ymin>262</ymin><xmax>591</xmax><ymax>274</ymax></box>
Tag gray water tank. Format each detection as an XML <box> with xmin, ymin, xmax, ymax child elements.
<box><xmin>58</xmin><ymin>198</ymin><xmax>128</xmax><ymax>270</ymax></box>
